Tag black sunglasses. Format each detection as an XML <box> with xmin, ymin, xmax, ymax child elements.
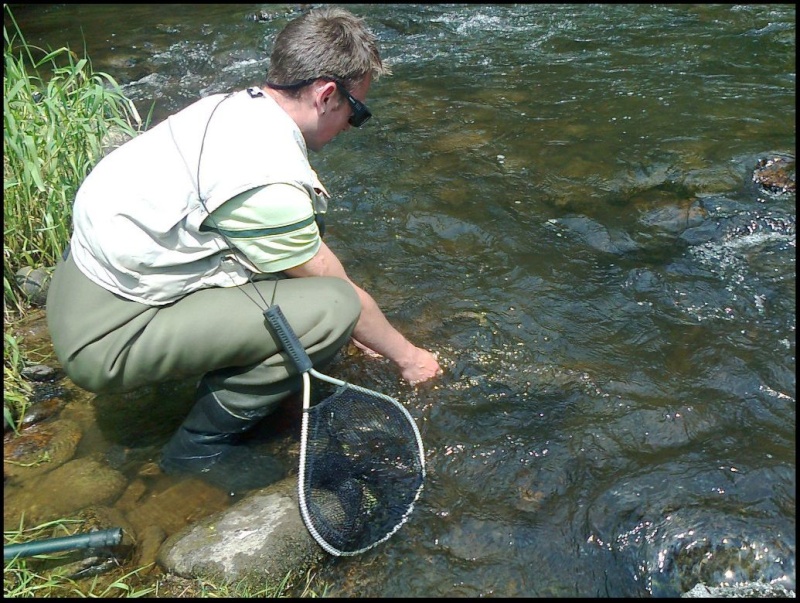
<box><xmin>264</xmin><ymin>77</ymin><xmax>372</xmax><ymax>128</ymax></box>
<box><xmin>333</xmin><ymin>80</ymin><xmax>372</xmax><ymax>128</ymax></box>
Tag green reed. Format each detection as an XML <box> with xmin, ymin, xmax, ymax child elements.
<box><xmin>3</xmin><ymin>331</ymin><xmax>32</xmax><ymax>434</ymax></box>
<box><xmin>3</xmin><ymin>4</ymin><xmax>149</xmax><ymax>317</ymax></box>
<box><xmin>3</xmin><ymin>4</ymin><xmax>149</xmax><ymax>437</ymax></box>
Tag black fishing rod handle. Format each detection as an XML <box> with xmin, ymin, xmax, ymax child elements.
<box><xmin>263</xmin><ymin>305</ymin><xmax>314</xmax><ymax>373</ymax></box>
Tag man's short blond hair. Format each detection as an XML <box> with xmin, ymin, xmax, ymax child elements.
<box><xmin>267</xmin><ymin>6</ymin><xmax>390</xmax><ymax>93</ymax></box>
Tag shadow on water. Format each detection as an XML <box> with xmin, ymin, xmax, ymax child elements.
<box><xmin>5</xmin><ymin>3</ymin><xmax>795</xmax><ymax>597</ymax></box>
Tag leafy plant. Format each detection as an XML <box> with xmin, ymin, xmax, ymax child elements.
<box><xmin>3</xmin><ymin>331</ymin><xmax>32</xmax><ymax>434</ymax></box>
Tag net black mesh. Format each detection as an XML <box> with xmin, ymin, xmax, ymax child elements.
<box><xmin>300</xmin><ymin>384</ymin><xmax>424</xmax><ymax>556</ymax></box>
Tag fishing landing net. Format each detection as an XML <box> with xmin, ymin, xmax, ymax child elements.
<box><xmin>299</xmin><ymin>382</ymin><xmax>425</xmax><ymax>556</ymax></box>
<box><xmin>264</xmin><ymin>305</ymin><xmax>426</xmax><ymax>557</ymax></box>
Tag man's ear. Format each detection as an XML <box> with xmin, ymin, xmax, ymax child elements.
<box><xmin>316</xmin><ymin>80</ymin><xmax>338</xmax><ymax>113</ymax></box>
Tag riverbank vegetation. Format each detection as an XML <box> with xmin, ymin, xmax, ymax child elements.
<box><xmin>3</xmin><ymin>4</ymin><xmax>146</xmax><ymax>431</ymax></box>
<box><xmin>3</xmin><ymin>6</ymin><xmax>147</xmax><ymax>596</ymax></box>
<box><xmin>3</xmin><ymin>6</ymin><xmax>322</xmax><ymax>597</ymax></box>
<box><xmin>3</xmin><ymin>6</ymin><xmax>146</xmax><ymax>312</ymax></box>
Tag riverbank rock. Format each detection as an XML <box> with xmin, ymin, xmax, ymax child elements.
<box><xmin>157</xmin><ymin>476</ymin><xmax>324</xmax><ymax>588</ymax></box>
<box><xmin>15</xmin><ymin>266</ymin><xmax>51</xmax><ymax>307</ymax></box>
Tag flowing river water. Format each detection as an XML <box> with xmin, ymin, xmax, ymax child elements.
<box><xmin>5</xmin><ymin>4</ymin><xmax>795</xmax><ymax>597</ymax></box>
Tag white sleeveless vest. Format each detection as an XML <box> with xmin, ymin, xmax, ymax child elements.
<box><xmin>70</xmin><ymin>89</ymin><xmax>327</xmax><ymax>305</ymax></box>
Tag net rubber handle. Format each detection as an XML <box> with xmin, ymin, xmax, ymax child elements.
<box><xmin>264</xmin><ymin>305</ymin><xmax>313</xmax><ymax>373</ymax></box>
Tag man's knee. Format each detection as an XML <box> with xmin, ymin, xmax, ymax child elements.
<box><xmin>324</xmin><ymin>276</ymin><xmax>361</xmax><ymax>327</ymax></box>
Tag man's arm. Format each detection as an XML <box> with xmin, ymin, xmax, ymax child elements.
<box><xmin>284</xmin><ymin>241</ymin><xmax>442</xmax><ymax>384</ymax></box>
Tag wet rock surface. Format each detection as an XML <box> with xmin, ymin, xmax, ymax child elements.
<box><xmin>158</xmin><ymin>477</ymin><xmax>324</xmax><ymax>587</ymax></box>
<box><xmin>753</xmin><ymin>154</ymin><xmax>796</xmax><ymax>195</ymax></box>
<box><xmin>4</xmin><ymin>419</ymin><xmax>82</xmax><ymax>480</ymax></box>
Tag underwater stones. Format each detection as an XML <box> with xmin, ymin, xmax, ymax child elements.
<box><xmin>135</xmin><ymin>524</ymin><xmax>167</xmax><ymax>573</ymax></box>
<box><xmin>682</xmin><ymin>580</ymin><xmax>796</xmax><ymax>598</ymax></box>
<box><xmin>124</xmin><ymin>477</ymin><xmax>229</xmax><ymax>537</ymax></box>
<box><xmin>4</xmin><ymin>418</ymin><xmax>82</xmax><ymax>480</ymax></box>
<box><xmin>4</xmin><ymin>457</ymin><xmax>127</xmax><ymax>526</ymax></box>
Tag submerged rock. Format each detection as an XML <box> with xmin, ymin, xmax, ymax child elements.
<box><xmin>4</xmin><ymin>457</ymin><xmax>126</xmax><ymax>526</ymax></box>
<box><xmin>124</xmin><ymin>476</ymin><xmax>229</xmax><ymax>537</ymax></box>
<box><xmin>4</xmin><ymin>419</ymin><xmax>82</xmax><ymax>480</ymax></box>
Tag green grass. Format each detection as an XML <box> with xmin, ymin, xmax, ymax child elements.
<box><xmin>3</xmin><ymin>330</ymin><xmax>33</xmax><ymax>434</ymax></box>
<box><xmin>3</xmin><ymin>517</ymin><xmax>155</xmax><ymax>598</ymax></box>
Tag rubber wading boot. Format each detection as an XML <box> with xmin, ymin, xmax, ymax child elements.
<box><xmin>159</xmin><ymin>381</ymin><xmax>285</xmax><ymax>493</ymax></box>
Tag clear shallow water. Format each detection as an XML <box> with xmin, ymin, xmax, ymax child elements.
<box><xmin>7</xmin><ymin>3</ymin><xmax>795</xmax><ymax>597</ymax></box>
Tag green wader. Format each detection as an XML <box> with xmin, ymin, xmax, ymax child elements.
<box><xmin>46</xmin><ymin>252</ymin><xmax>361</xmax><ymax>416</ymax></box>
